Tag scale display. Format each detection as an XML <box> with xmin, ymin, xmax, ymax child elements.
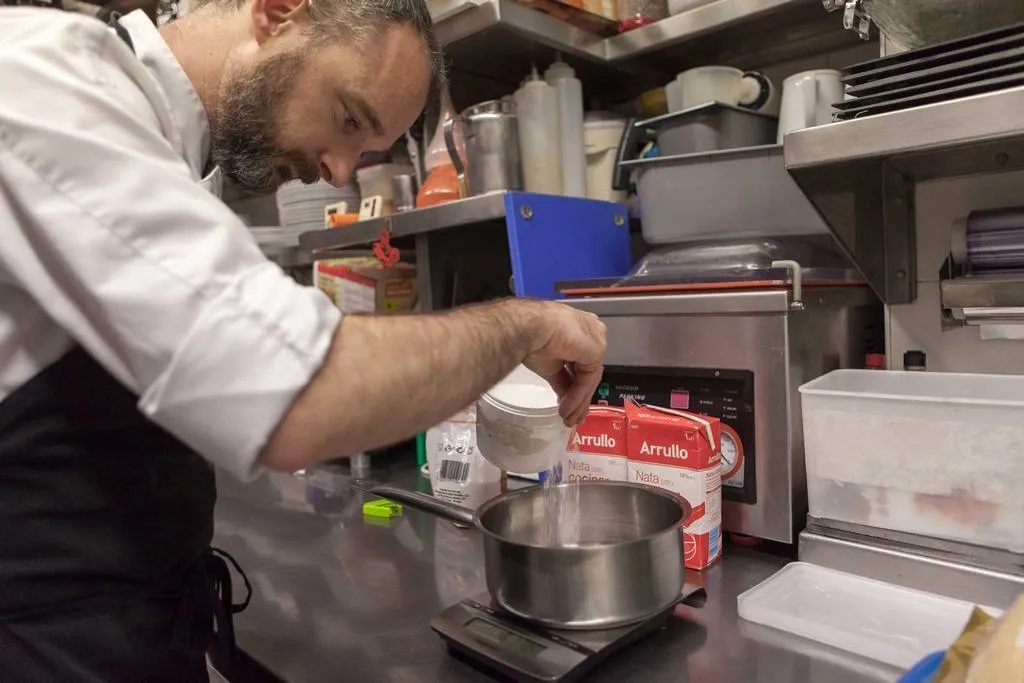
<box><xmin>465</xmin><ymin>618</ymin><xmax>548</xmax><ymax>657</ymax></box>
<box><xmin>431</xmin><ymin>595</ymin><xmax>681</xmax><ymax>683</ymax></box>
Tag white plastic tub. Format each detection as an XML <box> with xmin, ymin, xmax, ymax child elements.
<box><xmin>476</xmin><ymin>366</ymin><xmax>568</xmax><ymax>474</ymax></box>
<box><xmin>738</xmin><ymin>562</ymin><xmax>1002</xmax><ymax>669</ymax></box>
<box><xmin>800</xmin><ymin>370</ymin><xmax>1024</xmax><ymax>552</ymax></box>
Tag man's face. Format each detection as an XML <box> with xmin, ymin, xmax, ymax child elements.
<box><xmin>211</xmin><ymin>23</ymin><xmax>431</xmax><ymax>195</ymax></box>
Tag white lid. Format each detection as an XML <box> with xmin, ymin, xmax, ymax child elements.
<box><xmin>484</xmin><ymin>365</ymin><xmax>560</xmax><ymax>416</ymax></box>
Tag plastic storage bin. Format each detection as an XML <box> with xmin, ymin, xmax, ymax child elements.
<box><xmin>737</xmin><ymin>562</ymin><xmax>1000</xmax><ymax>670</ymax></box>
<box><xmin>800</xmin><ymin>370</ymin><xmax>1024</xmax><ymax>552</ymax></box>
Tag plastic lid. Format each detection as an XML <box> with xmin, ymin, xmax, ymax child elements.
<box><xmin>544</xmin><ymin>55</ymin><xmax>576</xmax><ymax>84</ymax></box>
<box><xmin>485</xmin><ymin>365</ymin><xmax>560</xmax><ymax>416</ymax></box>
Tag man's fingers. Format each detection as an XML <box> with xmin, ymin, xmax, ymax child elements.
<box><xmin>558</xmin><ymin>364</ymin><xmax>603</xmax><ymax>426</ymax></box>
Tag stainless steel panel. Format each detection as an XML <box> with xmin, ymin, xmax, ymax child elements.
<box><xmin>598</xmin><ymin>312</ymin><xmax>795</xmax><ymax>541</ymax></box>
<box><xmin>784</xmin><ymin>85</ymin><xmax>1024</xmax><ymax>304</ymax></box>
<box><xmin>213</xmin><ymin>466</ymin><xmax>900</xmax><ymax>683</ymax></box>
<box><xmin>941</xmin><ymin>274</ymin><xmax>1024</xmax><ymax>310</ymax></box>
<box><xmin>605</xmin><ymin>0</ymin><xmax>811</xmax><ymax>59</ymax></box>
<box><xmin>800</xmin><ymin>527</ymin><xmax>1024</xmax><ymax>609</ymax></box>
<box><xmin>785</xmin><ymin>85</ymin><xmax>1024</xmax><ymax>169</ymax></box>
<box><xmin>570</xmin><ymin>290</ymin><xmax>792</xmax><ymax>316</ymax></box>
<box><xmin>299</xmin><ymin>193</ymin><xmax>508</xmax><ymax>252</ymax></box>
<box><xmin>569</xmin><ymin>289</ymin><xmax>875</xmax><ymax>543</ymax></box>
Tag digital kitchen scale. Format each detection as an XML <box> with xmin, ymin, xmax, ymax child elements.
<box><xmin>430</xmin><ymin>586</ymin><xmax>706</xmax><ymax>683</ymax></box>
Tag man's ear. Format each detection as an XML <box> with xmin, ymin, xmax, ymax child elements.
<box><xmin>250</xmin><ymin>0</ymin><xmax>309</xmax><ymax>44</ymax></box>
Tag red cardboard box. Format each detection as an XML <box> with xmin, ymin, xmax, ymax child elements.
<box><xmin>625</xmin><ymin>400</ymin><xmax>722</xmax><ymax>570</ymax></box>
<box><xmin>564</xmin><ymin>406</ymin><xmax>627</xmax><ymax>482</ymax></box>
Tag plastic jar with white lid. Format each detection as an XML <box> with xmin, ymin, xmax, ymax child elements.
<box><xmin>476</xmin><ymin>365</ymin><xmax>568</xmax><ymax>474</ymax></box>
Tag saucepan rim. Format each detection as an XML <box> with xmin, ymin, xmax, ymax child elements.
<box><xmin>473</xmin><ymin>480</ymin><xmax>692</xmax><ymax>552</ymax></box>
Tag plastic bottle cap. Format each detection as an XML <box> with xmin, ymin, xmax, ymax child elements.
<box><xmin>544</xmin><ymin>57</ymin><xmax>576</xmax><ymax>84</ymax></box>
<box><xmin>864</xmin><ymin>353</ymin><xmax>886</xmax><ymax>369</ymax></box>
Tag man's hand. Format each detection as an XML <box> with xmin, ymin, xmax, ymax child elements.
<box><xmin>520</xmin><ymin>301</ymin><xmax>607</xmax><ymax>427</ymax></box>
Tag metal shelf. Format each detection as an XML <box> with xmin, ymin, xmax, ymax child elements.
<box><xmin>299</xmin><ymin>193</ymin><xmax>510</xmax><ymax>254</ymax></box>
<box><xmin>942</xmin><ymin>274</ymin><xmax>1024</xmax><ymax>315</ymax></box>
<box><xmin>784</xmin><ymin>84</ymin><xmax>1024</xmax><ymax>305</ymax></box>
<box><xmin>433</xmin><ymin>0</ymin><xmax>860</xmax><ymax>101</ymax></box>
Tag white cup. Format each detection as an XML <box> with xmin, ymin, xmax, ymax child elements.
<box><xmin>777</xmin><ymin>69</ymin><xmax>844</xmax><ymax>143</ymax></box>
<box><xmin>675</xmin><ymin>66</ymin><xmax>775</xmax><ymax>112</ymax></box>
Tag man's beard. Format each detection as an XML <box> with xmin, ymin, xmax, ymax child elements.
<box><xmin>210</xmin><ymin>51</ymin><xmax>321</xmax><ymax>196</ymax></box>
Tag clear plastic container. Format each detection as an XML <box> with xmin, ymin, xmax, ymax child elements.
<box><xmin>800</xmin><ymin>370</ymin><xmax>1024</xmax><ymax>552</ymax></box>
<box><xmin>738</xmin><ymin>562</ymin><xmax>1002</xmax><ymax>669</ymax></box>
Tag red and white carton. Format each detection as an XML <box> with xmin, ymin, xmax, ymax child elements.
<box><xmin>563</xmin><ymin>406</ymin><xmax>627</xmax><ymax>482</ymax></box>
<box><xmin>625</xmin><ymin>400</ymin><xmax>722</xmax><ymax>571</ymax></box>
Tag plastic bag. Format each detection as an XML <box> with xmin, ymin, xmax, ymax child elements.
<box><xmin>426</xmin><ymin>406</ymin><xmax>502</xmax><ymax>510</ymax></box>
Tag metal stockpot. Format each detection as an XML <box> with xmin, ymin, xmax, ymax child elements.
<box><xmin>443</xmin><ymin>99</ymin><xmax>523</xmax><ymax>197</ymax></box>
<box><xmin>351</xmin><ymin>480</ymin><xmax>690</xmax><ymax>630</ymax></box>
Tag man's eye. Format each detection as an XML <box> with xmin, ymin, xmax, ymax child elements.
<box><xmin>342</xmin><ymin>113</ymin><xmax>361</xmax><ymax>134</ymax></box>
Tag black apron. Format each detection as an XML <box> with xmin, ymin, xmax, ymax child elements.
<box><xmin>0</xmin><ymin>346</ymin><xmax>249</xmax><ymax>681</ymax></box>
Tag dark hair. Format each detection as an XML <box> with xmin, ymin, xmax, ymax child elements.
<box><xmin>198</xmin><ymin>0</ymin><xmax>446</xmax><ymax>111</ymax></box>
<box><xmin>308</xmin><ymin>0</ymin><xmax>445</xmax><ymax>112</ymax></box>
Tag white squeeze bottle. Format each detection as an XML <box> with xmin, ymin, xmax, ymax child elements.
<box><xmin>513</xmin><ymin>66</ymin><xmax>563</xmax><ymax>194</ymax></box>
<box><xmin>544</xmin><ymin>56</ymin><xmax>587</xmax><ymax>198</ymax></box>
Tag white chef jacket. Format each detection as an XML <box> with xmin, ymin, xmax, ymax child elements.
<box><xmin>0</xmin><ymin>9</ymin><xmax>342</xmax><ymax>479</ymax></box>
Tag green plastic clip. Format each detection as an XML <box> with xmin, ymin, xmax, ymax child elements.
<box><xmin>363</xmin><ymin>498</ymin><xmax>402</xmax><ymax>519</ymax></box>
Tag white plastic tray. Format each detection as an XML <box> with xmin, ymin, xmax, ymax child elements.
<box><xmin>737</xmin><ymin>562</ymin><xmax>1001</xmax><ymax>669</ymax></box>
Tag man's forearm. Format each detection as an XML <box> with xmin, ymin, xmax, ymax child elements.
<box><xmin>258</xmin><ymin>299</ymin><xmax>544</xmax><ymax>471</ymax></box>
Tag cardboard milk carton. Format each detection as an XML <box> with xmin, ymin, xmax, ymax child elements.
<box><xmin>625</xmin><ymin>400</ymin><xmax>722</xmax><ymax>570</ymax></box>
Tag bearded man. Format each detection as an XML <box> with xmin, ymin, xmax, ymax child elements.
<box><xmin>0</xmin><ymin>1</ymin><xmax>607</xmax><ymax>679</ymax></box>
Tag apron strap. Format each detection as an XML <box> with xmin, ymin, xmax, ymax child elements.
<box><xmin>106</xmin><ymin>11</ymin><xmax>135</xmax><ymax>54</ymax></box>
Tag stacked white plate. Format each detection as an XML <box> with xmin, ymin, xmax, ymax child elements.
<box><xmin>276</xmin><ymin>180</ymin><xmax>361</xmax><ymax>244</ymax></box>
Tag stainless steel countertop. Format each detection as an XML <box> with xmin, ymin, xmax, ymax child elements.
<box><xmin>212</xmin><ymin>461</ymin><xmax>902</xmax><ymax>683</ymax></box>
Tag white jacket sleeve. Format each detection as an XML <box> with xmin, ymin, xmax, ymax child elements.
<box><xmin>0</xmin><ymin>14</ymin><xmax>341</xmax><ymax>478</ymax></box>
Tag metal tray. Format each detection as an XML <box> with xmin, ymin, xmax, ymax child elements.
<box><xmin>620</xmin><ymin>144</ymin><xmax>829</xmax><ymax>245</ymax></box>
<box><xmin>840</xmin><ymin>59</ymin><xmax>1024</xmax><ymax>110</ymax></box>
<box><xmin>846</xmin><ymin>43</ymin><xmax>1024</xmax><ymax>99</ymax></box>
<box><xmin>836</xmin><ymin>70</ymin><xmax>1024</xmax><ymax>120</ymax></box>
<box><xmin>843</xmin><ymin>20</ymin><xmax>1024</xmax><ymax>78</ymax></box>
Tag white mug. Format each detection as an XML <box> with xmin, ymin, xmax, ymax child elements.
<box><xmin>675</xmin><ymin>66</ymin><xmax>775</xmax><ymax>113</ymax></box>
<box><xmin>777</xmin><ymin>69</ymin><xmax>844</xmax><ymax>143</ymax></box>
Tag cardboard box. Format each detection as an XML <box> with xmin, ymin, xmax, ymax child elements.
<box><xmin>314</xmin><ymin>258</ymin><xmax>417</xmax><ymax>314</ymax></box>
<box><xmin>564</xmin><ymin>406</ymin><xmax>628</xmax><ymax>482</ymax></box>
<box><xmin>625</xmin><ymin>400</ymin><xmax>722</xmax><ymax>571</ymax></box>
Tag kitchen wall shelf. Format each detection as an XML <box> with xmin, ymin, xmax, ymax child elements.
<box><xmin>299</xmin><ymin>193</ymin><xmax>510</xmax><ymax>253</ymax></box>
<box><xmin>433</xmin><ymin>0</ymin><xmax>862</xmax><ymax>102</ymax></box>
<box><xmin>785</xmin><ymin>84</ymin><xmax>1024</xmax><ymax>305</ymax></box>
<box><xmin>941</xmin><ymin>275</ymin><xmax>1024</xmax><ymax>321</ymax></box>
<box><xmin>300</xmin><ymin>192</ymin><xmax>633</xmax><ymax>309</ymax></box>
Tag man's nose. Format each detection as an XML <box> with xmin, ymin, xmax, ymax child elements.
<box><xmin>317</xmin><ymin>150</ymin><xmax>357</xmax><ymax>188</ymax></box>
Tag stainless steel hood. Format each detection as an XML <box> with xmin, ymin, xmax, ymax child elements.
<box><xmin>784</xmin><ymin>84</ymin><xmax>1024</xmax><ymax>304</ymax></box>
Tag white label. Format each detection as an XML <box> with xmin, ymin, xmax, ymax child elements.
<box><xmin>639</xmin><ymin>441</ymin><xmax>689</xmax><ymax>460</ymax></box>
<box><xmin>336</xmin><ymin>279</ymin><xmax>375</xmax><ymax>313</ymax></box>
<box><xmin>564</xmin><ymin>453</ymin><xmax>627</xmax><ymax>483</ymax></box>
<box><xmin>627</xmin><ymin>461</ymin><xmax>721</xmax><ymax>535</ymax></box>
<box><xmin>574</xmin><ymin>432</ymin><xmax>618</xmax><ymax>449</ymax></box>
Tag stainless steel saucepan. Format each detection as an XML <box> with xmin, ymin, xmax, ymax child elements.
<box><xmin>350</xmin><ymin>480</ymin><xmax>692</xmax><ymax>631</ymax></box>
